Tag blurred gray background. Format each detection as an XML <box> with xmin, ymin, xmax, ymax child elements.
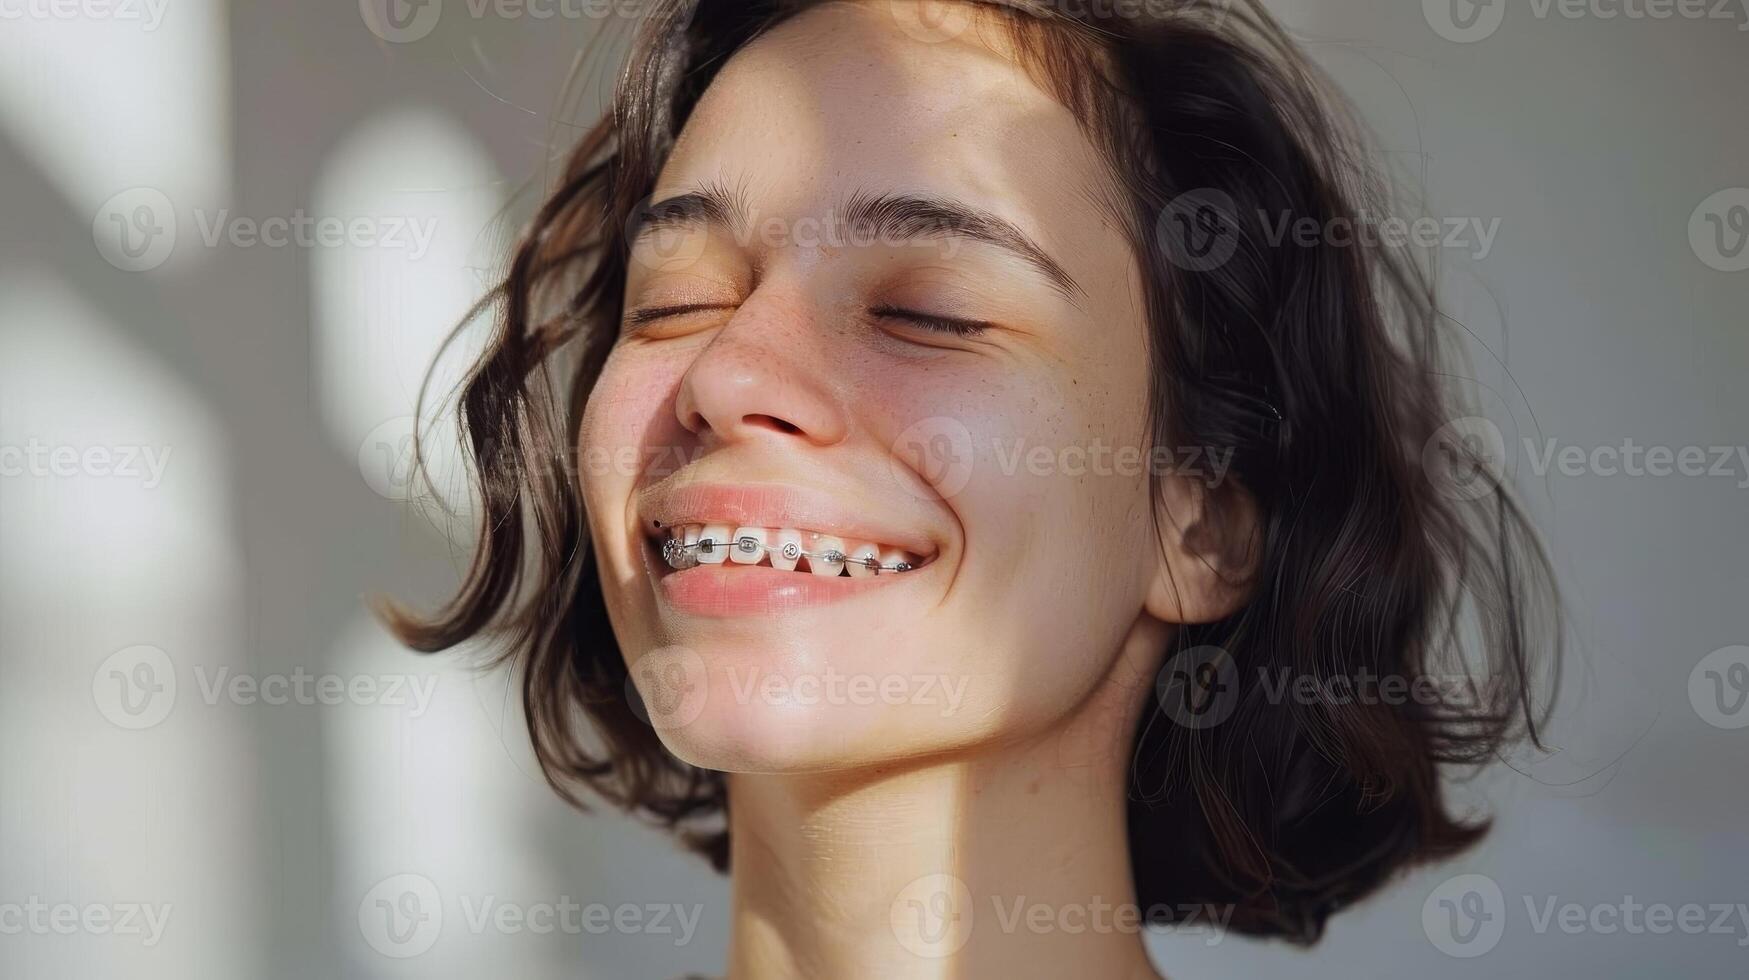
<box><xmin>1</xmin><ymin>1</ymin><xmax>1745</xmax><ymax>977</ymax></box>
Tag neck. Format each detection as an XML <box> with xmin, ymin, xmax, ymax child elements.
<box><xmin>722</xmin><ymin>626</ymin><xmax>1169</xmax><ymax>980</ymax></box>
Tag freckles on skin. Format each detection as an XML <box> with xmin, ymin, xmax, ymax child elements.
<box><xmin>580</xmin><ymin>347</ymin><xmax>685</xmax><ymax>473</ymax></box>
<box><xmin>572</xmin><ymin>1</ymin><xmax>1182</xmax><ymax>767</ymax></box>
<box><xmin>577</xmin><ymin>341</ymin><xmax>701</xmax><ymax>597</ymax></box>
<box><xmin>666</xmin><ymin>5</ymin><xmax>1133</xmax><ymax>308</ymax></box>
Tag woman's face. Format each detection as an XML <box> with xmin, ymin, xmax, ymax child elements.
<box><xmin>579</xmin><ymin>0</ymin><xmax>1170</xmax><ymax>771</ymax></box>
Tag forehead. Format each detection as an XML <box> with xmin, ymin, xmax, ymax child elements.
<box><xmin>652</xmin><ymin>1</ymin><xmax>1127</xmax><ymax>281</ymax></box>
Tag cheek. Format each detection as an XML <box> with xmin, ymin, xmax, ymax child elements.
<box><xmin>919</xmin><ymin>358</ymin><xmax>1151</xmax><ymax>577</ymax></box>
<box><xmin>908</xmin><ymin>359</ymin><xmax>1155</xmax><ymax>722</ymax></box>
<box><xmin>577</xmin><ymin>344</ymin><xmax>688</xmax><ymax>516</ymax></box>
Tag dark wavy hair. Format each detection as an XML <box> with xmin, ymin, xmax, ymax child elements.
<box><xmin>387</xmin><ymin>0</ymin><xmax>1560</xmax><ymax>945</ymax></box>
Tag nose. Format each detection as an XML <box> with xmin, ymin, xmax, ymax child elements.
<box><xmin>672</xmin><ymin>297</ymin><xmax>850</xmax><ymax>448</ymax></box>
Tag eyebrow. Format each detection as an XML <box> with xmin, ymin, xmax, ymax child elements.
<box><xmin>630</xmin><ymin>180</ymin><xmax>1087</xmax><ymax>302</ymax></box>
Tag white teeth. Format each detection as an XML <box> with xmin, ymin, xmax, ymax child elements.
<box><xmin>844</xmin><ymin>541</ymin><xmax>880</xmax><ymax>579</ymax></box>
<box><xmin>879</xmin><ymin>546</ymin><xmax>912</xmax><ymax>572</ymax></box>
<box><xmin>770</xmin><ymin>528</ymin><xmax>803</xmax><ymax>571</ymax></box>
<box><xmin>697</xmin><ymin>523</ymin><xmax>732</xmax><ymax>564</ymax></box>
<box><xmin>662</xmin><ymin>523</ymin><xmax>925</xmax><ymax>575</ymax></box>
<box><xmin>807</xmin><ymin>535</ymin><xmax>846</xmax><ymax>576</ymax></box>
<box><xmin>730</xmin><ymin>526</ymin><xmax>767</xmax><ymax>564</ymax></box>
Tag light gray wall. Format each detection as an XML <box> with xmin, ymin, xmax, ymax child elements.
<box><xmin>1</xmin><ymin>2</ymin><xmax>1743</xmax><ymax>978</ymax></box>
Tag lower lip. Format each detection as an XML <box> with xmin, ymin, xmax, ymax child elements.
<box><xmin>649</xmin><ymin>546</ymin><xmax>918</xmax><ymax>617</ymax></box>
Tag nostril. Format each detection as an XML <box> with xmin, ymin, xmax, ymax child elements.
<box><xmin>750</xmin><ymin>415</ymin><xmax>803</xmax><ymax>435</ymax></box>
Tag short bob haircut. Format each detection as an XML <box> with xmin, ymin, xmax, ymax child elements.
<box><xmin>389</xmin><ymin>0</ymin><xmax>1560</xmax><ymax>945</ymax></box>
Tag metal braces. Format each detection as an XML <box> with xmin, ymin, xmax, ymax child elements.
<box><xmin>661</xmin><ymin>534</ymin><xmax>915</xmax><ymax>574</ymax></box>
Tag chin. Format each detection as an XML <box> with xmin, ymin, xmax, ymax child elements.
<box><xmin>650</xmin><ymin>700</ymin><xmax>892</xmax><ymax>774</ymax></box>
<box><xmin>629</xmin><ymin>640</ymin><xmax>987</xmax><ymax>774</ymax></box>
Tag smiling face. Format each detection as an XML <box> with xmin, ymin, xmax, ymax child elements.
<box><xmin>578</xmin><ymin>1</ymin><xmax>1175</xmax><ymax>771</ymax></box>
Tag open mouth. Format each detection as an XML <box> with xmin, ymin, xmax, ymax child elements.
<box><xmin>635</xmin><ymin>483</ymin><xmax>944</xmax><ymax>615</ymax></box>
<box><xmin>652</xmin><ymin>523</ymin><xmax>935</xmax><ymax>578</ymax></box>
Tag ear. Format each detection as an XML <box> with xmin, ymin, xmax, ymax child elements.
<box><xmin>1143</xmin><ymin>469</ymin><xmax>1262</xmax><ymax>625</ymax></box>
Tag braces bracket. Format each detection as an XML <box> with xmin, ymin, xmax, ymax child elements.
<box><xmin>661</xmin><ymin>534</ymin><xmax>915</xmax><ymax>574</ymax></box>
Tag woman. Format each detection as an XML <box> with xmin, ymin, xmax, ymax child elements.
<box><xmin>390</xmin><ymin>1</ymin><xmax>1559</xmax><ymax>976</ymax></box>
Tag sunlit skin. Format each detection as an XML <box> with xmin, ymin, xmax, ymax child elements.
<box><xmin>576</xmin><ymin>2</ymin><xmax>1255</xmax><ymax>977</ymax></box>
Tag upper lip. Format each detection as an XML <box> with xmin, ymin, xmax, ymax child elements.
<box><xmin>636</xmin><ymin>481</ymin><xmax>941</xmax><ymax>559</ymax></box>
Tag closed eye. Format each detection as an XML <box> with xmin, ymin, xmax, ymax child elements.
<box><xmin>624</xmin><ymin>303</ymin><xmax>990</xmax><ymax>337</ymax></box>
<box><xmin>622</xmin><ymin>303</ymin><xmax>733</xmax><ymax>328</ymax></box>
<box><xmin>869</xmin><ymin>305</ymin><xmax>990</xmax><ymax>337</ymax></box>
